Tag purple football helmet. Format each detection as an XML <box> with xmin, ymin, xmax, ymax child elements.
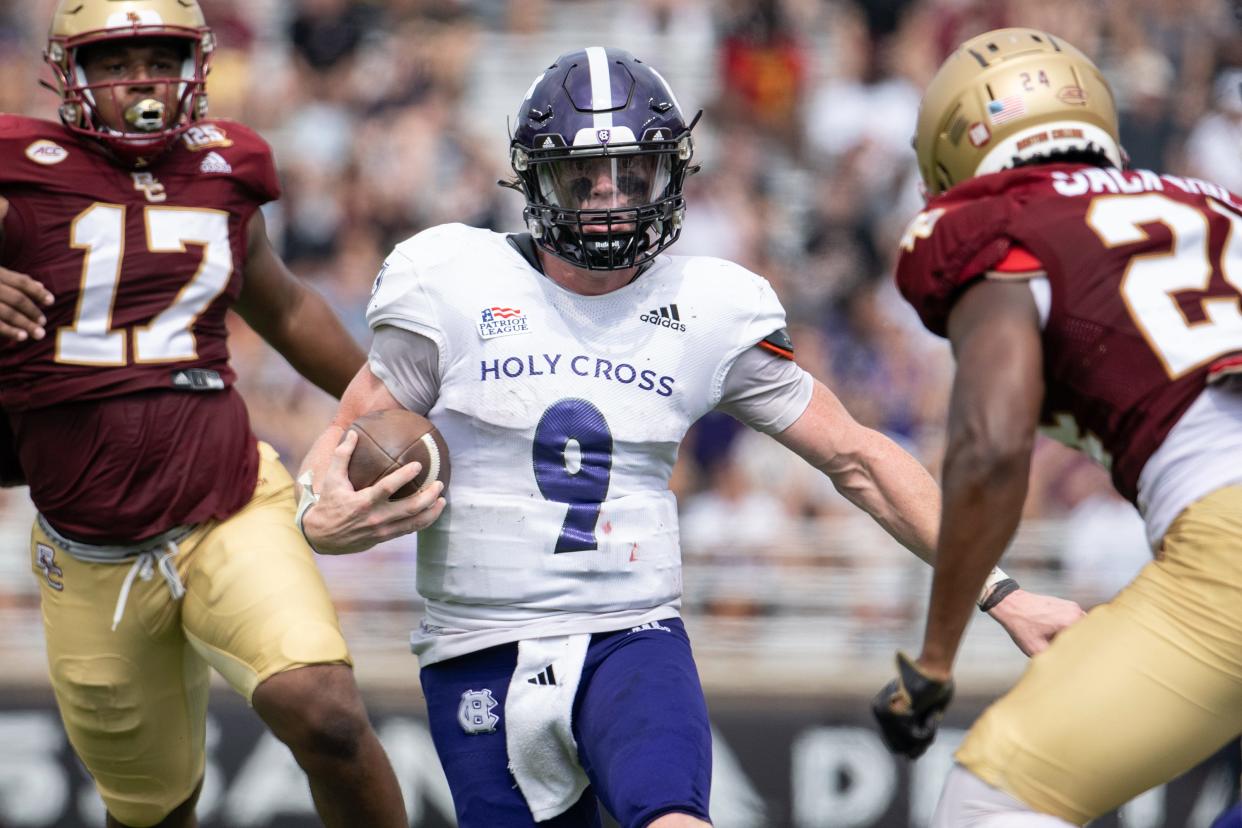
<box><xmin>509</xmin><ymin>47</ymin><xmax>698</xmax><ymax>271</ymax></box>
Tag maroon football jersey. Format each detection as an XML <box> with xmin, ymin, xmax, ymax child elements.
<box><xmin>0</xmin><ymin>115</ymin><xmax>280</xmax><ymax>542</ymax></box>
<box><xmin>897</xmin><ymin>163</ymin><xmax>1242</xmax><ymax>502</ymax></box>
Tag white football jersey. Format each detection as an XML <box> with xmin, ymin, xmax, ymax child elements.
<box><xmin>367</xmin><ymin>224</ymin><xmax>790</xmax><ymax>663</ymax></box>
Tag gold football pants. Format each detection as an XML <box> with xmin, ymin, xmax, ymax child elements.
<box><xmin>957</xmin><ymin>484</ymin><xmax>1242</xmax><ymax>824</ymax></box>
<box><xmin>31</xmin><ymin>442</ymin><xmax>351</xmax><ymax>827</ymax></box>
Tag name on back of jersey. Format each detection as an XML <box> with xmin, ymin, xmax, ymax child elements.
<box><xmin>1051</xmin><ymin>167</ymin><xmax>1242</xmax><ymax>207</ymax></box>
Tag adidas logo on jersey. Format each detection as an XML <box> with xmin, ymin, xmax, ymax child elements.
<box><xmin>527</xmin><ymin>665</ymin><xmax>557</xmax><ymax>686</ymax></box>
<box><xmin>199</xmin><ymin>151</ymin><xmax>232</xmax><ymax>174</ymax></box>
<box><xmin>639</xmin><ymin>304</ymin><xmax>686</xmax><ymax>332</ymax></box>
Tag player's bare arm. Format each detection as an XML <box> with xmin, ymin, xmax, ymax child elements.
<box><xmin>233</xmin><ymin>209</ymin><xmax>364</xmax><ymax>397</ymax></box>
<box><xmin>775</xmin><ymin>379</ymin><xmax>944</xmax><ymax>562</ymax></box>
<box><xmin>776</xmin><ymin>366</ymin><xmax>1082</xmax><ymax>657</ymax></box>
<box><xmin>916</xmin><ymin>278</ymin><xmax>1048</xmax><ymax>681</ymax></box>
<box><xmin>298</xmin><ymin>364</ymin><xmax>445</xmax><ymax>555</ymax></box>
<box><xmin>0</xmin><ymin>197</ymin><xmax>55</xmax><ymax>343</ymax></box>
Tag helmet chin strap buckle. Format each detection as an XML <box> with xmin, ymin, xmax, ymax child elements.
<box><xmin>124</xmin><ymin>98</ymin><xmax>167</xmax><ymax>132</ymax></box>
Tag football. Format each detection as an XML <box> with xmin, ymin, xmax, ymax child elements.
<box><xmin>345</xmin><ymin>409</ymin><xmax>450</xmax><ymax>499</ymax></box>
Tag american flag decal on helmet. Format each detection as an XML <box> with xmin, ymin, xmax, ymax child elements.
<box><xmin>986</xmin><ymin>95</ymin><xmax>1027</xmax><ymax>125</ymax></box>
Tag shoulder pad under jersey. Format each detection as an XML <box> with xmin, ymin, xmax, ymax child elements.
<box><xmin>894</xmin><ymin>190</ymin><xmax>1022</xmax><ymax>337</ymax></box>
<box><xmin>170</xmin><ymin>118</ymin><xmax>281</xmax><ymax>203</ymax></box>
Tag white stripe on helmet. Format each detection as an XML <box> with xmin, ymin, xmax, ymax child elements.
<box><xmin>585</xmin><ymin>46</ymin><xmax>613</xmax><ymax>133</ymax></box>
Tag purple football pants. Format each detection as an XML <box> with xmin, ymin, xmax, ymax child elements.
<box><xmin>419</xmin><ymin>617</ymin><xmax>712</xmax><ymax>827</ymax></box>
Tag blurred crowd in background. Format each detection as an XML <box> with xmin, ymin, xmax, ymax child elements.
<box><xmin>0</xmin><ymin>0</ymin><xmax>1239</xmax><ymax>627</ymax></box>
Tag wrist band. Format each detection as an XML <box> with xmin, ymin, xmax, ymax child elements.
<box><xmin>977</xmin><ymin>566</ymin><xmax>1010</xmax><ymax>605</ymax></box>
<box><xmin>978</xmin><ymin>577</ymin><xmax>1020</xmax><ymax>612</ymax></box>
<box><xmin>294</xmin><ymin>470</ymin><xmax>322</xmax><ymax>553</ymax></box>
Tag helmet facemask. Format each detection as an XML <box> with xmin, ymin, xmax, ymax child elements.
<box><xmin>46</xmin><ymin>16</ymin><xmax>213</xmax><ymax>166</ymax></box>
<box><xmin>515</xmin><ymin>136</ymin><xmax>692</xmax><ymax>271</ymax></box>
<box><xmin>507</xmin><ymin>47</ymin><xmax>698</xmax><ymax>272</ymax></box>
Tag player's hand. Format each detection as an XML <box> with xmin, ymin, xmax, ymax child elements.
<box><xmin>0</xmin><ymin>263</ymin><xmax>54</xmax><ymax>343</ymax></box>
<box><xmin>301</xmin><ymin>430</ymin><xmax>446</xmax><ymax>555</ymax></box>
<box><xmin>872</xmin><ymin>652</ymin><xmax>954</xmax><ymax>759</ymax></box>
<box><xmin>986</xmin><ymin>588</ymin><xmax>1085</xmax><ymax>656</ymax></box>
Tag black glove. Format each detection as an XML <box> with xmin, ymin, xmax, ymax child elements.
<box><xmin>872</xmin><ymin>652</ymin><xmax>955</xmax><ymax>759</ymax></box>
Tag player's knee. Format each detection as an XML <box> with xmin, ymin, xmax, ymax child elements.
<box><xmin>297</xmin><ymin>702</ymin><xmax>368</xmax><ymax>762</ymax></box>
<box><xmin>257</xmin><ymin>665</ymin><xmax>370</xmax><ymax>762</ymax></box>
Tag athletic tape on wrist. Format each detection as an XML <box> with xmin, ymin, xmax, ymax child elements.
<box><xmin>977</xmin><ymin>566</ymin><xmax>1010</xmax><ymax>605</ymax></box>
<box><xmin>978</xmin><ymin>578</ymin><xmax>1021</xmax><ymax>613</ymax></box>
<box><xmin>294</xmin><ymin>471</ymin><xmax>322</xmax><ymax>553</ymax></box>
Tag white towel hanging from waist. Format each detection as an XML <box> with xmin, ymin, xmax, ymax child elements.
<box><xmin>505</xmin><ymin>632</ymin><xmax>592</xmax><ymax>821</ymax></box>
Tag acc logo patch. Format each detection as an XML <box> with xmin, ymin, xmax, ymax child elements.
<box><xmin>25</xmin><ymin>139</ymin><xmax>68</xmax><ymax>165</ymax></box>
<box><xmin>458</xmin><ymin>688</ymin><xmax>499</xmax><ymax>734</ymax></box>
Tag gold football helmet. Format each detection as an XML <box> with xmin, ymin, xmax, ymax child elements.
<box><xmin>914</xmin><ymin>28</ymin><xmax>1122</xmax><ymax>198</ymax></box>
<box><xmin>45</xmin><ymin>0</ymin><xmax>215</xmax><ymax>165</ymax></box>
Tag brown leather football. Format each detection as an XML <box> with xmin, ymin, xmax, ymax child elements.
<box><xmin>345</xmin><ymin>409</ymin><xmax>450</xmax><ymax>499</ymax></box>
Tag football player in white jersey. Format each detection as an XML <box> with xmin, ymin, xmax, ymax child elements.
<box><xmin>295</xmin><ymin>48</ymin><xmax>1084</xmax><ymax>828</ymax></box>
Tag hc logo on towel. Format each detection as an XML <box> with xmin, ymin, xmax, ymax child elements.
<box><xmin>458</xmin><ymin>689</ymin><xmax>500</xmax><ymax>734</ymax></box>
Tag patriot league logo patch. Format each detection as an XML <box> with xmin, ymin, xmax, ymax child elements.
<box><xmin>478</xmin><ymin>306</ymin><xmax>530</xmax><ymax>340</ymax></box>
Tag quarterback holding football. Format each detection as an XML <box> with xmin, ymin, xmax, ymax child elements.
<box><xmin>299</xmin><ymin>46</ymin><xmax>1084</xmax><ymax>828</ymax></box>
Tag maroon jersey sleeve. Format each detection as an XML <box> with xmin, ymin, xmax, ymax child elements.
<box><xmin>183</xmin><ymin>118</ymin><xmax>282</xmax><ymax>203</ymax></box>
<box><xmin>895</xmin><ymin>187</ymin><xmax>1024</xmax><ymax>337</ymax></box>
<box><xmin>896</xmin><ymin>164</ymin><xmax>1242</xmax><ymax>503</ymax></box>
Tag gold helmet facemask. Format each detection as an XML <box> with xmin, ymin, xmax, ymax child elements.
<box><xmin>914</xmin><ymin>27</ymin><xmax>1122</xmax><ymax>198</ymax></box>
<box><xmin>45</xmin><ymin>0</ymin><xmax>214</xmax><ymax>166</ymax></box>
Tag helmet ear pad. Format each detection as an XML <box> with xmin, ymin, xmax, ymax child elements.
<box><xmin>914</xmin><ymin>27</ymin><xmax>1122</xmax><ymax>197</ymax></box>
<box><xmin>508</xmin><ymin>47</ymin><xmax>697</xmax><ymax>271</ymax></box>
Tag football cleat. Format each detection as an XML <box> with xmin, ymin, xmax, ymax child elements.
<box><xmin>508</xmin><ymin>47</ymin><xmax>699</xmax><ymax>271</ymax></box>
<box><xmin>914</xmin><ymin>28</ymin><xmax>1122</xmax><ymax>198</ymax></box>
<box><xmin>45</xmin><ymin>0</ymin><xmax>214</xmax><ymax>166</ymax></box>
